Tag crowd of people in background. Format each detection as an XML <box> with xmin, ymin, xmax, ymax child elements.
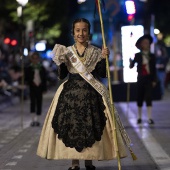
<box><xmin>0</xmin><ymin>49</ymin><xmax>58</xmax><ymax>103</ymax></box>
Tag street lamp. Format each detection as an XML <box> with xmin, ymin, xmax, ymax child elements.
<box><xmin>16</xmin><ymin>0</ymin><xmax>29</xmax><ymax>129</ymax></box>
<box><xmin>16</xmin><ymin>0</ymin><xmax>28</xmax><ymax>18</ymax></box>
<box><xmin>16</xmin><ymin>0</ymin><xmax>29</xmax><ymax>56</ymax></box>
<box><xmin>77</xmin><ymin>0</ymin><xmax>86</xmax><ymax>4</ymax></box>
<box><xmin>16</xmin><ymin>0</ymin><xmax>28</xmax><ymax>6</ymax></box>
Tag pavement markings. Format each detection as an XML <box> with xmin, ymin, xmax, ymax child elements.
<box><xmin>0</xmin><ymin>128</ymin><xmax>22</xmax><ymax>149</ymax></box>
<box><xmin>18</xmin><ymin>149</ymin><xmax>28</xmax><ymax>153</ymax></box>
<box><xmin>12</xmin><ymin>155</ymin><xmax>23</xmax><ymax>159</ymax></box>
<box><xmin>119</xmin><ymin>103</ymin><xmax>170</xmax><ymax>170</ymax></box>
<box><xmin>23</xmin><ymin>144</ymin><xmax>31</xmax><ymax>148</ymax></box>
<box><xmin>1</xmin><ymin>134</ymin><xmax>35</xmax><ymax>169</ymax></box>
<box><xmin>27</xmin><ymin>139</ymin><xmax>35</xmax><ymax>144</ymax></box>
<box><xmin>0</xmin><ymin>140</ymin><xmax>8</xmax><ymax>144</ymax></box>
<box><xmin>5</xmin><ymin>136</ymin><xmax>14</xmax><ymax>140</ymax></box>
<box><xmin>5</xmin><ymin>162</ymin><xmax>17</xmax><ymax>166</ymax></box>
<box><xmin>9</xmin><ymin>132</ymin><xmax>20</xmax><ymax>136</ymax></box>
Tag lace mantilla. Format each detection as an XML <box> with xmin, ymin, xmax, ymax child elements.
<box><xmin>51</xmin><ymin>44</ymin><xmax>103</xmax><ymax>73</ymax></box>
<box><xmin>52</xmin><ymin>75</ymin><xmax>107</xmax><ymax>152</ymax></box>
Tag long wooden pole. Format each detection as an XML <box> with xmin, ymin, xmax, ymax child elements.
<box><xmin>113</xmin><ymin>35</ymin><xmax>118</xmax><ymax>82</ymax></box>
<box><xmin>96</xmin><ymin>1</ymin><xmax>121</xmax><ymax>169</ymax></box>
<box><xmin>20</xmin><ymin>9</ymin><xmax>24</xmax><ymax>130</ymax></box>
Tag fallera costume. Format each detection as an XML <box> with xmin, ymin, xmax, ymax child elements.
<box><xmin>37</xmin><ymin>44</ymin><xmax>132</xmax><ymax>160</ymax></box>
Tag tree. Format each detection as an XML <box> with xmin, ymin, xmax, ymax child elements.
<box><xmin>0</xmin><ymin>0</ymin><xmax>78</xmax><ymax>46</ymax></box>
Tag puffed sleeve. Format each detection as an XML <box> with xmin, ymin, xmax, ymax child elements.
<box><xmin>51</xmin><ymin>44</ymin><xmax>70</xmax><ymax>66</ymax></box>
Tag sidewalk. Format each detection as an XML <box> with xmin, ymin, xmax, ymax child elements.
<box><xmin>0</xmin><ymin>93</ymin><xmax>19</xmax><ymax>111</ymax></box>
<box><xmin>117</xmin><ymin>89</ymin><xmax>170</xmax><ymax>170</ymax></box>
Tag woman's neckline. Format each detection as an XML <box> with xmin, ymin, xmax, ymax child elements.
<box><xmin>74</xmin><ymin>44</ymin><xmax>88</xmax><ymax>57</ymax></box>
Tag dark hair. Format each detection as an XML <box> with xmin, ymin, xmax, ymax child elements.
<box><xmin>31</xmin><ymin>52</ymin><xmax>40</xmax><ymax>59</ymax></box>
<box><xmin>71</xmin><ymin>18</ymin><xmax>91</xmax><ymax>36</ymax></box>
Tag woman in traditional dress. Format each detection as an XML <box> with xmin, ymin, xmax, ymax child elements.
<box><xmin>37</xmin><ymin>18</ymin><xmax>132</xmax><ymax>170</ymax></box>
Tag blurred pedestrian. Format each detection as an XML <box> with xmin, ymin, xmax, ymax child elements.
<box><xmin>155</xmin><ymin>39</ymin><xmax>169</xmax><ymax>98</ymax></box>
<box><xmin>8</xmin><ymin>65</ymin><xmax>26</xmax><ymax>97</ymax></box>
<box><xmin>25</xmin><ymin>52</ymin><xmax>47</xmax><ymax>127</ymax></box>
<box><xmin>37</xmin><ymin>18</ymin><xmax>132</xmax><ymax>170</ymax></box>
<box><xmin>0</xmin><ymin>65</ymin><xmax>25</xmax><ymax>97</ymax></box>
<box><xmin>0</xmin><ymin>78</ymin><xmax>8</xmax><ymax>90</ymax></box>
<box><xmin>130</xmin><ymin>34</ymin><xmax>157</xmax><ymax>124</ymax></box>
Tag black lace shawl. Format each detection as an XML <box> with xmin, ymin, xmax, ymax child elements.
<box><xmin>52</xmin><ymin>59</ymin><xmax>107</xmax><ymax>152</ymax></box>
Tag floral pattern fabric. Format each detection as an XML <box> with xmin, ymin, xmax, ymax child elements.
<box><xmin>52</xmin><ymin>74</ymin><xmax>107</xmax><ymax>152</ymax></box>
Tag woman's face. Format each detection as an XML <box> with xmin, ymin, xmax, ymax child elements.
<box><xmin>73</xmin><ymin>21</ymin><xmax>89</xmax><ymax>44</ymax></box>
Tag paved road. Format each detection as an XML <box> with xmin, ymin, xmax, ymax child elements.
<box><xmin>0</xmin><ymin>87</ymin><xmax>170</xmax><ymax>170</ymax></box>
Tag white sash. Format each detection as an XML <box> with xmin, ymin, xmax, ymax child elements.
<box><xmin>67</xmin><ymin>46</ymin><xmax>109</xmax><ymax>100</ymax></box>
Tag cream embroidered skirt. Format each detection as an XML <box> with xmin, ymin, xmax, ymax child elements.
<box><xmin>37</xmin><ymin>82</ymin><xmax>127</xmax><ymax>160</ymax></box>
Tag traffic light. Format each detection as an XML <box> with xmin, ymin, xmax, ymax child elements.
<box><xmin>11</xmin><ymin>39</ymin><xmax>17</xmax><ymax>46</ymax></box>
<box><xmin>4</xmin><ymin>37</ymin><xmax>10</xmax><ymax>44</ymax></box>
<box><xmin>127</xmin><ymin>14</ymin><xmax>134</xmax><ymax>22</ymax></box>
<box><xmin>3</xmin><ymin>37</ymin><xmax>18</xmax><ymax>46</ymax></box>
<box><xmin>125</xmin><ymin>0</ymin><xmax>136</xmax><ymax>23</ymax></box>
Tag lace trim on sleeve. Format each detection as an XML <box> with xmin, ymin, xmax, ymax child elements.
<box><xmin>85</xmin><ymin>45</ymin><xmax>103</xmax><ymax>72</ymax></box>
<box><xmin>51</xmin><ymin>44</ymin><xmax>70</xmax><ymax>66</ymax></box>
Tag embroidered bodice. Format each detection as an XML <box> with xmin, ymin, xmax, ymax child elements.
<box><xmin>52</xmin><ymin>44</ymin><xmax>103</xmax><ymax>73</ymax></box>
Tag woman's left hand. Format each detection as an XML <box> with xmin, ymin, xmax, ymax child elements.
<box><xmin>102</xmin><ymin>47</ymin><xmax>110</xmax><ymax>59</ymax></box>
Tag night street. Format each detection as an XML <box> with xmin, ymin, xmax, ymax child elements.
<box><xmin>0</xmin><ymin>87</ymin><xmax>170</xmax><ymax>170</ymax></box>
<box><xmin>1</xmin><ymin>0</ymin><xmax>170</xmax><ymax>170</ymax></box>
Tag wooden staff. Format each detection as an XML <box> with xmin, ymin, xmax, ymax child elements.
<box><xmin>126</xmin><ymin>82</ymin><xmax>130</xmax><ymax>117</ymax></box>
<box><xmin>20</xmin><ymin>12</ymin><xmax>25</xmax><ymax>130</ymax></box>
<box><xmin>96</xmin><ymin>0</ymin><xmax>122</xmax><ymax>169</ymax></box>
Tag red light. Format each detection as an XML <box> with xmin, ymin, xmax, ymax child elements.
<box><xmin>29</xmin><ymin>31</ymin><xmax>33</xmax><ymax>37</ymax></box>
<box><xmin>4</xmin><ymin>38</ymin><xmax>10</xmax><ymax>44</ymax></box>
<box><xmin>11</xmin><ymin>39</ymin><xmax>17</xmax><ymax>46</ymax></box>
<box><xmin>128</xmin><ymin>14</ymin><xmax>134</xmax><ymax>21</ymax></box>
